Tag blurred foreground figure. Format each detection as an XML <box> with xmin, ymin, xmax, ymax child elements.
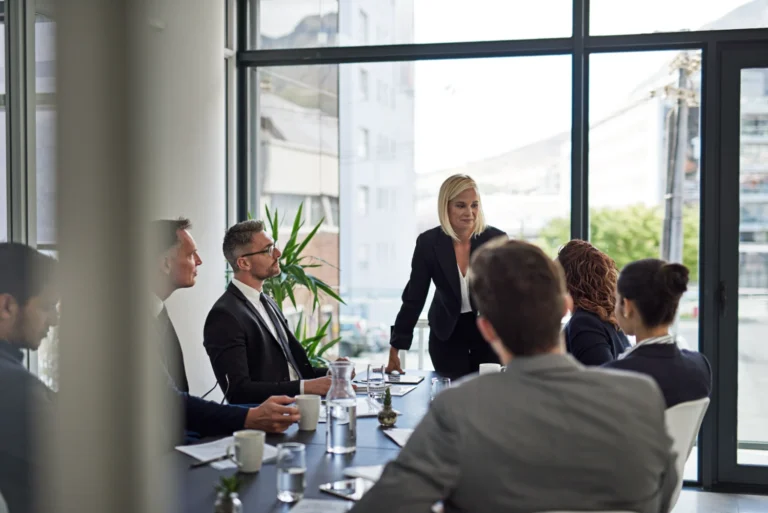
<box><xmin>0</xmin><ymin>243</ymin><xmax>58</xmax><ymax>513</ymax></box>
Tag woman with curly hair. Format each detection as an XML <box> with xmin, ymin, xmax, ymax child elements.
<box><xmin>557</xmin><ymin>240</ymin><xmax>630</xmax><ymax>365</ymax></box>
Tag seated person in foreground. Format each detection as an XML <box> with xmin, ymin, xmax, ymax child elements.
<box><xmin>559</xmin><ymin>239</ymin><xmax>630</xmax><ymax>365</ymax></box>
<box><xmin>204</xmin><ymin>220</ymin><xmax>333</xmax><ymax>404</ymax></box>
<box><xmin>351</xmin><ymin>239</ymin><xmax>677</xmax><ymax>513</ymax></box>
<box><xmin>604</xmin><ymin>258</ymin><xmax>712</xmax><ymax>408</ymax></box>
<box><xmin>151</xmin><ymin>219</ymin><xmax>300</xmax><ymax>438</ymax></box>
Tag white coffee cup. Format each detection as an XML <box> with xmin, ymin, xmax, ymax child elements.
<box><xmin>479</xmin><ymin>363</ymin><xmax>502</xmax><ymax>375</ymax></box>
<box><xmin>295</xmin><ymin>394</ymin><xmax>321</xmax><ymax>431</ymax></box>
<box><xmin>227</xmin><ymin>430</ymin><xmax>265</xmax><ymax>473</ymax></box>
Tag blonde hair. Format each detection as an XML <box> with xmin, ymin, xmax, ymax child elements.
<box><xmin>437</xmin><ymin>174</ymin><xmax>487</xmax><ymax>241</ymax></box>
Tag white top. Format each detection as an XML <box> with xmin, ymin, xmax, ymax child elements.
<box><xmin>619</xmin><ymin>333</ymin><xmax>676</xmax><ymax>360</ymax></box>
<box><xmin>231</xmin><ymin>278</ymin><xmax>303</xmax><ymax>390</ymax></box>
<box><xmin>457</xmin><ymin>264</ymin><xmax>472</xmax><ymax>314</ymax></box>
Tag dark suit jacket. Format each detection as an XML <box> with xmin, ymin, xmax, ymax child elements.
<box><xmin>564</xmin><ymin>308</ymin><xmax>631</xmax><ymax>366</ymax></box>
<box><xmin>0</xmin><ymin>341</ymin><xmax>54</xmax><ymax>513</ymax></box>
<box><xmin>603</xmin><ymin>344</ymin><xmax>712</xmax><ymax>408</ymax></box>
<box><xmin>391</xmin><ymin>225</ymin><xmax>507</xmax><ymax>350</ymax></box>
<box><xmin>203</xmin><ymin>282</ymin><xmax>327</xmax><ymax>404</ymax></box>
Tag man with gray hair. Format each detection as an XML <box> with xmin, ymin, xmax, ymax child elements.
<box><xmin>204</xmin><ymin>220</ymin><xmax>334</xmax><ymax>404</ymax></box>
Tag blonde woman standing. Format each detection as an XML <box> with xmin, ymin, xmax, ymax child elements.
<box><xmin>386</xmin><ymin>174</ymin><xmax>507</xmax><ymax>379</ymax></box>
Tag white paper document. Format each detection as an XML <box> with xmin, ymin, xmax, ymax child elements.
<box><xmin>289</xmin><ymin>499</ymin><xmax>353</xmax><ymax>513</ymax></box>
<box><xmin>343</xmin><ymin>464</ymin><xmax>385</xmax><ymax>482</ymax></box>
<box><xmin>355</xmin><ymin>384</ymin><xmax>415</xmax><ymax>397</ymax></box>
<box><xmin>175</xmin><ymin>436</ymin><xmax>277</xmax><ymax>470</ymax></box>
<box><xmin>383</xmin><ymin>428</ymin><xmax>413</xmax><ymax>447</ymax></box>
<box><xmin>319</xmin><ymin>398</ymin><xmax>400</xmax><ymax>422</ymax></box>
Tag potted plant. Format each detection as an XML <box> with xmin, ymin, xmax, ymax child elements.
<box><xmin>377</xmin><ymin>387</ymin><xmax>397</xmax><ymax>428</ymax></box>
<box><xmin>213</xmin><ymin>475</ymin><xmax>242</xmax><ymax>513</ymax></box>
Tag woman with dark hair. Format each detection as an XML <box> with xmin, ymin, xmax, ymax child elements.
<box><xmin>604</xmin><ymin>259</ymin><xmax>712</xmax><ymax>408</ymax></box>
<box><xmin>558</xmin><ymin>240</ymin><xmax>630</xmax><ymax>365</ymax></box>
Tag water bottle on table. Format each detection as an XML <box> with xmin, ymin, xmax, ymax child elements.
<box><xmin>326</xmin><ymin>360</ymin><xmax>357</xmax><ymax>454</ymax></box>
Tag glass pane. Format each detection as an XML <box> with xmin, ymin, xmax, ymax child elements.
<box><xmin>252</xmin><ymin>56</ymin><xmax>572</xmax><ymax>370</ymax></box>
<box><xmin>252</xmin><ymin>0</ymin><xmax>571</xmax><ymax>50</ymax></box>
<box><xmin>36</xmin><ymin>12</ymin><xmax>56</xmax><ymax>245</ymax></box>
<box><xmin>587</xmin><ymin>51</ymin><xmax>702</xmax><ymax>480</ymax></box>
<box><xmin>0</xmin><ymin>16</ymin><xmax>7</xmax><ymax>242</ymax></box>
<box><xmin>38</xmin><ymin>249</ymin><xmax>59</xmax><ymax>390</ymax></box>
<box><xmin>590</xmin><ymin>0</ymin><xmax>768</xmax><ymax>36</ymax></box>
<box><xmin>737</xmin><ymin>67</ymin><xmax>768</xmax><ymax>467</ymax></box>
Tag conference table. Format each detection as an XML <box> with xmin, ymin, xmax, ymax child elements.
<box><xmin>178</xmin><ymin>371</ymin><xmax>434</xmax><ymax>512</ymax></box>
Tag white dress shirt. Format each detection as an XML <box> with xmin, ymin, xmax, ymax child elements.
<box><xmin>231</xmin><ymin>278</ymin><xmax>304</xmax><ymax>393</ymax></box>
<box><xmin>458</xmin><ymin>264</ymin><xmax>472</xmax><ymax>314</ymax></box>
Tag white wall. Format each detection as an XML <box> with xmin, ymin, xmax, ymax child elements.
<box><xmin>141</xmin><ymin>0</ymin><xmax>227</xmax><ymax>400</ymax></box>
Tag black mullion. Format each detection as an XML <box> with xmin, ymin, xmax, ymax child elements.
<box><xmin>571</xmin><ymin>0</ymin><xmax>589</xmax><ymax>240</ymax></box>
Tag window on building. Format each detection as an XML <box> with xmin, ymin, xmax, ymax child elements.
<box><xmin>359</xmin><ymin>68</ymin><xmax>369</xmax><ymax>101</ymax></box>
<box><xmin>377</xmin><ymin>188</ymin><xmax>388</xmax><ymax>210</ymax></box>
<box><xmin>358</xmin><ymin>244</ymin><xmax>370</xmax><ymax>270</ymax></box>
<box><xmin>357</xmin><ymin>128</ymin><xmax>369</xmax><ymax>159</ymax></box>
<box><xmin>358</xmin><ymin>9</ymin><xmax>369</xmax><ymax>44</ymax></box>
<box><xmin>357</xmin><ymin>186</ymin><xmax>369</xmax><ymax>216</ymax></box>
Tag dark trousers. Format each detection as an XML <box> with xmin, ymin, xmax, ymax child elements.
<box><xmin>428</xmin><ymin>312</ymin><xmax>500</xmax><ymax>379</ymax></box>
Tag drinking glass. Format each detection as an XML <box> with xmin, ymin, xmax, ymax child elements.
<box><xmin>276</xmin><ymin>443</ymin><xmax>306</xmax><ymax>503</ymax></box>
<box><xmin>431</xmin><ymin>377</ymin><xmax>451</xmax><ymax>401</ymax></box>
<box><xmin>366</xmin><ymin>364</ymin><xmax>387</xmax><ymax>406</ymax></box>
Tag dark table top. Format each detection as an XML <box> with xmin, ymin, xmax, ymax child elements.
<box><xmin>179</xmin><ymin>371</ymin><xmax>434</xmax><ymax>512</ymax></box>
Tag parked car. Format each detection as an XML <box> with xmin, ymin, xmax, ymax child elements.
<box><xmin>338</xmin><ymin>316</ymin><xmax>372</xmax><ymax>357</ymax></box>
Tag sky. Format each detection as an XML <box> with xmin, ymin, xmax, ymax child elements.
<box><xmin>258</xmin><ymin>0</ymin><xmax>759</xmax><ymax>173</ymax></box>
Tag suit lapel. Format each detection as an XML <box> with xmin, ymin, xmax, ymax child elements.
<box><xmin>227</xmin><ymin>283</ymin><xmax>285</xmax><ymax>350</ymax></box>
<box><xmin>435</xmin><ymin>231</ymin><xmax>461</xmax><ymax>301</ymax></box>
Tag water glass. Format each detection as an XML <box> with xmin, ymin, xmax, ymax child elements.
<box><xmin>366</xmin><ymin>364</ymin><xmax>387</xmax><ymax>405</ymax></box>
<box><xmin>431</xmin><ymin>377</ymin><xmax>451</xmax><ymax>401</ymax></box>
<box><xmin>276</xmin><ymin>443</ymin><xmax>306</xmax><ymax>503</ymax></box>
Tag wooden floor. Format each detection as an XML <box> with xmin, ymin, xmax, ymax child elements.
<box><xmin>675</xmin><ymin>489</ymin><xmax>768</xmax><ymax>512</ymax></box>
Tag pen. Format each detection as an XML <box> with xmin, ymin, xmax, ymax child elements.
<box><xmin>189</xmin><ymin>454</ymin><xmax>230</xmax><ymax>469</ymax></box>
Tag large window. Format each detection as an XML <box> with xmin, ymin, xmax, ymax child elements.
<box><xmin>0</xmin><ymin>14</ymin><xmax>7</xmax><ymax>242</ymax></box>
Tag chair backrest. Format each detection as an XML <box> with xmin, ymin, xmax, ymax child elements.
<box><xmin>0</xmin><ymin>489</ymin><xmax>8</xmax><ymax>513</ymax></box>
<box><xmin>664</xmin><ymin>397</ymin><xmax>711</xmax><ymax>511</ymax></box>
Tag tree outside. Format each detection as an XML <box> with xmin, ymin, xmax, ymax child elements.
<box><xmin>537</xmin><ymin>204</ymin><xmax>700</xmax><ymax>281</ymax></box>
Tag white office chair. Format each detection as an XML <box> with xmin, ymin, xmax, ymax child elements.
<box><xmin>0</xmin><ymin>490</ymin><xmax>8</xmax><ymax>513</ymax></box>
<box><xmin>664</xmin><ymin>397</ymin><xmax>710</xmax><ymax>512</ymax></box>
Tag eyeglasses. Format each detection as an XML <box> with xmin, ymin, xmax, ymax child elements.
<box><xmin>239</xmin><ymin>241</ymin><xmax>280</xmax><ymax>259</ymax></box>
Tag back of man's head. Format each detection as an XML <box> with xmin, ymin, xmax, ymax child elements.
<box><xmin>151</xmin><ymin>218</ymin><xmax>192</xmax><ymax>256</ymax></box>
<box><xmin>469</xmin><ymin>239</ymin><xmax>566</xmax><ymax>356</ymax></box>
<box><xmin>0</xmin><ymin>243</ymin><xmax>56</xmax><ymax>307</ymax></box>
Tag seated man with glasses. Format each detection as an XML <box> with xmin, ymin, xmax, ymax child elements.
<box><xmin>204</xmin><ymin>220</ymin><xmax>335</xmax><ymax>404</ymax></box>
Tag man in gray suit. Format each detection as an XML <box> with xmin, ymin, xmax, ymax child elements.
<box><xmin>352</xmin><ymin>239</ymin><xmax>677</xmax><ymax>513</ymax></box>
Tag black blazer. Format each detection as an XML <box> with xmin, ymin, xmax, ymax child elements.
<box><xmin>564</xmin><ymin>309</ymin><xmax>630</xmax><ymax>366</ymax></box>
<box><xmin>603</xmin><ymin>344</ymin><xmax>712</xmax><ymax>408</ymax></box>
<box><xmin>391</xmin><ymin>226</ymin><xmax>507</xmax><ymax>350</ymax></box>
<box><xmin>204</xmin><ymin>282</ymin><xmax>327</xmax><ymax>404</ymax></box>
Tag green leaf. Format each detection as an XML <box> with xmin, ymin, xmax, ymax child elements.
<box><xmin>317</xmin><ymin>337</ymin><xmax>341</xmax><ymax>357</ymax></box>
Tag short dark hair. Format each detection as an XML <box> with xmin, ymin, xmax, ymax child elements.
<box><xmin>223</xmin><ymin>220</ymin><xmax>266</xmax><ymax>269</ymax></box>
<box><xmin>151</xmin><ymin>218</ymin><xmax>191</xmax><ymax>255</ymax></box>
<box><xmin>557</xmin><ymin>239</ymin><xmax>619</xmax><ymax>328</ymax></box>
<box><xmin>469</xmin><ymin>238</ymin><xmax>566</xmax><ymax>356</ymax></box>
<box><xmin>0</xmin><ymin>243</ymin><xmax>57</xmax><ymax>306</ymax></box>
<box><xmin>617</xmin><ymin>258</ymin><xmax>689</xmax><ymax>327</ymax></box>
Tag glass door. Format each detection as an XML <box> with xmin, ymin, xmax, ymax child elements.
<box><xmin>718</xmin><ymin>42</ymin><xmax>768</xmax><ymax>485</ymax></box>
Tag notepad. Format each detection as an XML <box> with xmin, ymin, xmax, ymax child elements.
<box><xmin>175</xmin><ymin>436</ymin><xmax>277</xmax><ymax>470</ymax></box>
<box><xmin>356</xmin><ymin>385</ymin><xmax>417</xmax><ymax>397</ymax></box>
<box><xmin>382</xmin><ymin>428</ymin><xmax>413</xmax><ymax>447</ymax></box>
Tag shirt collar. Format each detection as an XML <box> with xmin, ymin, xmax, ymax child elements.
<box><xmin>231</xmin><ymin>278</ymin><xmax>263</xmax><ymax>304</ymax></box>
<box><xmin>0</xmin><ymin>340</ymin><xmax>25</xmax><ymax>364</ymax></box>
<box><xmin>504</xmin><ymin>352</ymin><xmax>582</xmax><ymax>375</ymax></box>
<box><xmin>150</xmin><ymin>294</ymin><xmax>165</xmax><ymax>318</ymax></box>
<box><xmin>619</xmin><ymin>334</ymin><xmax>676</xmax><ymax>359</ymax></box>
